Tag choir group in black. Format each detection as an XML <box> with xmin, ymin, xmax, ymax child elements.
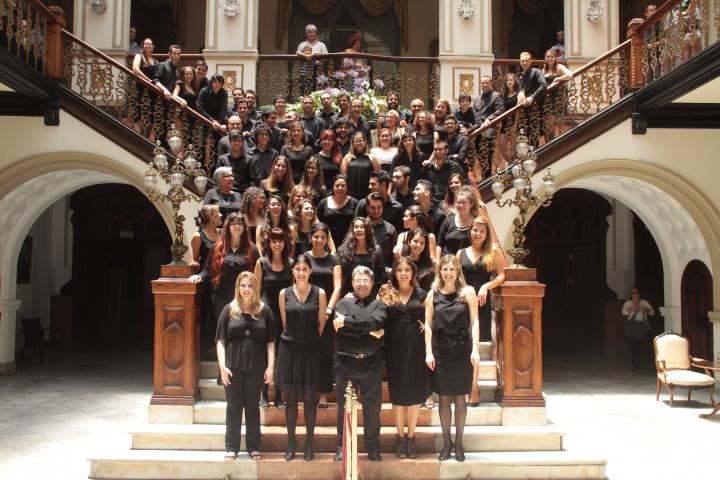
<box><xmin>184</xmin><ymin>84</ymin><xmax>513</xmax><ymax>464</ymax></box>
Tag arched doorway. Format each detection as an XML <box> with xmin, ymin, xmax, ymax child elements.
<box><xmin>681</xmin><ymin>260</ymin><xmax>713</xmax><ymax>359</ymax></box>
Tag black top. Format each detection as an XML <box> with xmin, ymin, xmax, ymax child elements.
<box><xmin>216</xmin><ymin>303</ymin><xmax>276</xmax><ymax>371</ymax></box>
<box><xmin>281</xmin><ymin>285</ymin><xmax>321</xmax><ymax>346</ymax></box>
<box><xmin>390</xmin><ymin>154</ymin><xmax>424</xmax><ymax>188</ymax></box>
<box><xmin>153</xmin><ymin>60</ymin><xmax>177</xmax><ymax>92</ymax></box>
<box><xmin>355</xmin><ymin>197</ymin><xmax>404</xmax><ymax>229</ymax></box>
<box><xmin>437</xmin><ymin>214</ymin><xmax>470</xmax><ymax>255</ymax></box>
<box><xmin>304</xmin><ymin>253</ymin><xmax>340</xmax><ymax>303</ymax></box>
<box><xmin>197</xmin><ymin>85</ymin><xmax>228</xmax><ymax>123</ymax></box>
<box><xmin>280</xmin><ymin>145</ymin><xmax>314</xmax><ymax>183</ymax></box>
<box><xmin>198</xmin><ymin>229</ymin><xmax>216</xmax><ymax>267</ymax></box>
<box><xmin>176</xmin><ymin>83</ymin><xmax>198</xmax><ymax>110</ymax></box>
<box><xmin>518</xmin><ymin>67</ymin><xmax>548</xmax><ymax>104</ymax></box>
<box><xmin>216</xmin><ymin>152</ymin><xmax>251</xmax><ymax>194</ymax></box>
<box><xmin>246</xmin><ymin>146</ymin><xmax>279</xmax><ymax>186</ymax></box>
<box><xmin>203</xmin><ymin>188</ymin><xmax>242</xmax><ymax>221</ymax></box>
<box><xmin>314</xmin><ymin>152</ymin><xmax>340</xmax><ymax>192</ymax></box>
<box><xmin>414</xmin><ymin>131</ymin><xmax>435</xmax><ymax>158</ymax></box>
<box><xmin>316</xmin><ymin>196</ymin><xmax>358</xmax><ymax>247</ymax></box>
<box><xmin>431</xmin><ymin>291</ymin><xmax>471</xmax><ymax>354</ymax></box>
<box><xmin>453</xmin><ymin>106</ymin><xmax>477</xmax><ymax>129</ymax></box>
<box><xmin>347</xmin><ymin>117</ymin><xmax>373</xmax><ymax>146</ymax></box>
<box><xmin>447</xmin><ymin>134</ymin><xmax>469</xmax><ymax>167</ymax></box>
<box><xmin>391</xmin><ymin>189</ymin><xmax>416</xmax><ymax>211</ymax></box>
<box><xmin>301</xmin><ymin>113</ymin><xmax>325</xmax><ymax>146</ymax></box>
<box><xmin>420</xmin><ymin>160</ymin><xmax>465</xmax><ymax>206</ymax></box>
<box><xmin>460</xmin><ymin>249</ymin><xmax>492</xmax><ymax>291</ymax></box>
<box><xmin>473</xmin><ymin>90</ymin><xmax>504</xmax><ymax>125</ymax></box>
<box><xmin>200</xmin><ymin>243</ymin><xmax>259</xmax><ymax>300</ymax></box>
<box><xmin>427</xmin><ymin>205</ymin><xmax>446</xmax><ymax>237</ymax></box>
<box><xmin>345</xmin><ymin>154</ymin><xmax>374</xmax><ymax>200</ymax></box>
<box><xmin>503</xmin><ymin>93</ymin><xmax>519</xmax><ymax>112</ymax></box>
<box><xmin>371</xmin><ymin>220</ymin><xmax>398</xmax><ymax>267</ymax></box>
<box><xmin>318</xmin><ymin>110</ymin><xmax>338</xmax><ymax>131</ymax></box>
<box><xmin>259</xmin><ymin>257</ymin><xmax>293</xmax><ymax>321</ymax></box>
<box><xmin>335</xmin><ymin>296</ymin><xmax>386</xmax><ymax>355</ymax></box>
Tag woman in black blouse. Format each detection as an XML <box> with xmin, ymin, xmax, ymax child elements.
<box><xmin>400</xmin><ymin>228</ymin><xmax>436</xmax><ymax>291</ymax></box>
<box><xmin>260</xmin><ymin>156</ymin><xmax>295</xmax><ymax>204</ymax></box>
<box><xmin>292</xmin><ymin>199</ymin><xmax>336</xmax><ymax>257</ymax></box>
<box><xmin>316</xmin><ymin>175</ymin><xmax>358</xmax><ymax>248</ymax></box>
<box><xmin>299</xmin><ymin>157</ymin><xmax>328</xmax><ymax>205</ymax></box>
<box><xmin>255</xmin><ymin>194</ymin><xmax>295</xmax><ymax>257</ymax></box>
<box><xmin>216</xmin><ymin>271</ymin><xmax>275</xmax><ymax>462</ymax></box>
<box><xmin>190</xmin><ymin>204</ymin><xmax>221</xmax><ymax>358</ymax></box>
<box><xmin>314</xmin><ymin>129</ymin><xmax>342</xmax><ymax>192</ymax></box>
<box><xmin>337</xmin><ymin>217</ymin><xmax>386</xmax><ymax>295</ymax></box>
<box><xmin>280</xmin><ymin>121</ymin><xmax>314</xmax><ymax>183</ymax></box>
<box><xmin>437</xmin><ymin>186</ymin><xmax>480</xmax><ymax>258</ymax></box>
<box><xmin>189</xmin><ymin>212</ymin><xmax>258</xmax><ymax>346</ymax></box>
<box><xmin>390</xmin><ymin>133</ymin><xmax>424</xmax><ymax>189</ymax></box>
<box><xmin>277</xmin><ymin>255</ymin><xmax>327</xmax><ymax>461</ymax></box>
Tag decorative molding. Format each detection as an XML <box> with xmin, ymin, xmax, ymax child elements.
<box><xmin>457</xmin><ymin>0</ymin><xmax>476</xmax><ymax>20</ymax></box>
<box><xmin>219</xmin><ymin>0</ymin><xmax>241</xmax><ymax>18</ymax></box>
<box><xmin>646</xmin><ymin>104</ymin><xmax>720</xmax><ymax>129</ymax></box>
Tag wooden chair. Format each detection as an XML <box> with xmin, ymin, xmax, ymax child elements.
<box><xmin>653</xmin><ymin>331</ymin><xmax>715</xmax><ymax>406</ymax></box>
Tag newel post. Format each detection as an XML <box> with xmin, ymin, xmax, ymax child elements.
<box><xmin>494</xmin><ymin>267</ymin><xmax>545</xmax><ymax>409</ymax></box>
<box><xmin>627</xmin><ymin>18</ymin><xmax>645</xmax><ymax>90</ymax></box>
<box><xmin>150</xmin><ymin>265</ymin><xmax>199</xmax><ymax>406</ymax></box>
<box><xmin>46</xmin><ymin>6</ymin><xmax>66</xmax><ymax>80</ymax></box>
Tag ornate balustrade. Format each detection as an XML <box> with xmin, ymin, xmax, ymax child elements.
<box><xmin>256</xmin><ymin>52</ymin><xmax>439</xmax><ymax>106</ymax></box>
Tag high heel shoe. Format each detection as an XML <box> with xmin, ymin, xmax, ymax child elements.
<box><xmin>284</xmin><ymin>437</ymin><xmax>296</xmax><ymax>461</ymax></box>
<box><xmin>395</xmin><ymin>436</ymin><xmax>407</xmax><ymax>459</ymax></box>
<box><xmin>406</xmin><ymin>437</ymin><xmax>417</xmax><ymax>459</ymax></box>
<box><xmin>454</xmin><ymin>443</ymin><xmax>465</xmax><ymax>462</ymax></box>
<box><xmin>304</xmin><ymin>441</ymin><xmax>314</xmax><ymax>461</ymax></box>
<box><xmin>438</xmin><ymin>441</ymin><xmax>454</xmax><ymax>461</ymax></box>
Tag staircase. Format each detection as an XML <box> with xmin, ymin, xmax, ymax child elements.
<box><xmin>88</xmin><ymin>342</ymin><xmax>606</xmax><ymax>480</ymax></box>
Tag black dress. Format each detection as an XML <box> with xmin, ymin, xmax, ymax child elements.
<box><xmin>276</xmin><ymin>285</ymin><xmax>322</xmax><ymax>390</ymax></box>
<box><xmin>315</xmin><ymin>152</ymin><xmax>340</xmax><ymax>192</ymax></box>
<box><xmin>280</xmin><ymin>145</ymin><xmax>314</xmax><ymax>183</ymax></box>
<box><xmin>259</xmin><ymin>257</ymin><xmax>293</xmax><ymax>334</ymax></box>
<box><xmin>414</xmin><ymin>131</ymin><xmax>435</xmax><ymax>158</ymax></box>
<box><xmin>460</xmin><ymin>249</ymin><xmax>493</xmax><ymax>342</ymax></box>
<box><xmin>316</xmin><ymin>196</ymin><xmax>358</xmax><ymax>247</ymax></box>
<box><xmin>501</xmin><ymin>93</ymin><xmax>519</xmax><ymax>133</ymax></box>
<box><xmin>131</xmin><ymin>55</ymin><xmax>157</xmax><ymax>121</ymax></box>
<box><xmin>198</xmin><ymin>229</ymin><xmax>217</xmax><ymax>351</ymax></box>
<box><xmin>305</xmin><ymin>253</ymin><xmax>341</xmax><ymax>392</ymax></box>
<box><xmin>430</xmin><ymin>291</ymin><xmax>472</xmax><ymax>396</ymax></box>
<box><xmin>437</xmin><ymin>215</ymin><xmax>470</xmax><ymax>255</ymax></box>
<box><xmin>294</xmin><ymin>228</ymin><xmax>312</xmax><ymax>258</ymax></box>
<box><xmin>177</xmin><ymin>83</ymin><xmax>198</xmax><ymax>111</ymax></box>
<box><xmin>385</xmin><ymin>288</ymin><xmax>432</xmax><ymax>406</ymax></box>
<box><xmin>346</xmin><ymin>154</ymin><xmax>374</xmax><ymax>200</ymax></box>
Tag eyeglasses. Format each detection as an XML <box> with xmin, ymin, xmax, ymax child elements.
<box><xmin>353</xmin><ymin>278</ymin><xmax>371</xmax><ymax>284</ymax></box>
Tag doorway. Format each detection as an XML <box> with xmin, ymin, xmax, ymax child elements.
<box><xmin>493</xmin><ymin>0</ymin><xmax>564</xmax><ymax>59</ymax></box>
<box><xmin>681</xmin><ymin>260</ymin><xmax>713</xmax><ymax>359</ymax></box>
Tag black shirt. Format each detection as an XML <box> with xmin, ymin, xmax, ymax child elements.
<box><xmin>301</xmin><ymin>113</ymin><xmax>325</xmax><ymax>148</ymax></box>
<box><xmin>420</xmin><ymin>160</ymin><xmax>465</xmax><ymax>206</ymax></box>
<box><xmin>391</xmin><ymin>189</ymin><xmax>416</xmax><ymax>211</ymax></box>
<box><xmin>518</xmin><ymin>67</ymin><xmax>548</xmax><ymax>105</ymax></box>
<box><xmin>200</xmin><ymin>243</ymin><xmax>259</xmax><ymax>300</ymax></box>
<box><xmin>347</xmin><ymin>116</ymin><xmax>373</xmax><ymax>146</ymax></box>
<box><xmin>371</xmin><ymin>220</ymin><xmax>398</xmax><ymax>267</ymax></box>
<box><xmin>203</xmin><ymin>188</ymin><xmax>242</xmax><ymax>221</ymax></box>
<box><xmin>153</xmin><ymin>60</ymin><xmax>177</xmax><ymax>92</ymax></box>
<box><xmin>216</xmin><ymin>152</ymin><xmax>251</xmax><ymax>194</ymax></box>
<box><xmin>318</xmin><ymin>110</ymin><xmax>338</xmax><ymax>131</ymax></box>
<box><xmin>197</xmin><ymin>86</ymin><xmax>228</xmax><ymax>123</ymax></box>
<box><xmin>335</xmin><ymin>296</ymin><xmax>386</xmax><ymax>355</ymax></box>
<box><xmin>453</xmin><ymin>106</ymin><xmax>477</xmax><ymax>129</ymax></box>
<box><xmin>447</xmin><ymin>134</ymin><xmax>469</xmax><ymax>167</ymax></box>
<box><xmin>246</xmin><ymin>146</ymin><xmax>279</xmax><ymax>186</ymax></box>
<box><xmin>355</xmin><ymin>197</ymin><xmax>404</xmax><ymax>230</ymax></box>
<box><xmin>216</xmin><ymin>303</ymin><xmax>275</xmax><ymax>371</ymax></box>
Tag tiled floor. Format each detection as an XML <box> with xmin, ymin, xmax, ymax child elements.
<box><xmin>0</xmin><ymin>347</ymin><xmax>718</xmax><ymax>479</ymax></box>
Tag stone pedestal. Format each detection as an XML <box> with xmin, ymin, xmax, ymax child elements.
<box><xmin>495</xmin><ymin>267</ymin><xmax>545</xmax><ymax>408</ymax></box>
<box><xmin>150</xmin><ymin>265</ymin><xmax>199</xmax><ymax>406</ymax></box>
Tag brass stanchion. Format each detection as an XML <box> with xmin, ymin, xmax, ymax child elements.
<box><xmin>342</xmin><ymin>381</ymin><xmax>359</xmax><ymax>480</ymax></box>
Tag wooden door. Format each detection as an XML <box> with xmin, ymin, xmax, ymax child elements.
<box><xmin>681</xmin><ymin>260</ymin><xmax>713</xmax><ymax>359</ymax></box>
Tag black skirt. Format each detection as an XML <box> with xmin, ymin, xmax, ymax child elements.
<box><xmin>275</xmin><ymin>340</ymin><xmax>321</xmax><ymax>391</ymax></box>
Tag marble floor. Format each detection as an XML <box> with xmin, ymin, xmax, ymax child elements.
<box><xmin>0</xmin><ymin>347</ymin><xmax>718</xmax><ymax>479</ymax></box>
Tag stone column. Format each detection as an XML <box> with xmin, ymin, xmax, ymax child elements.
<box><xmin>203</xmin><ymin>0</ymin><xmax>259</xmax><ymax>93</ymax></box>
<box><xmin>564</xmin><ymin>0</ymin><xmax>620</xmax><ymax>71</ymax></box>
<box><xmin>72</xmin><ymin>0</ymin><xmax>131</xmax><ymax>65</ymax></box>
<box><xmin>438</xmin><ymin>0</ymin><xmax>494</xmax><ymax>106</ymax></box>
<box><xmin>0</xmin><ymin>299</ymin><xmax>22</xmax><ymax>375</ymax></box>
<box><xmin>494</xmin><ymin>268</ymin><xmax>547</xmax><ymax>426</ymax></box>
<box><xmin>710</xmin><ymin>311</ymin><xmax>720</xmax><ymax>361</ymax></box>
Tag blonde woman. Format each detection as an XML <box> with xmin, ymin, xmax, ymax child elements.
<box><xmin>425</xmin><ymin>255</ymin><xmax>479</xmax><ymax>462</ymax></box>
<box><xmin>216</xmin><ymin>272</ymin><xmax>276</xmax><ymax>462</ymax></box>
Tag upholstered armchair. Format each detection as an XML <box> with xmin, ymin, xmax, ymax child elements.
<box><xmin>654</xmin><ymin>331</ymin><xmax>715</xmax><ymax>406</ymax></box>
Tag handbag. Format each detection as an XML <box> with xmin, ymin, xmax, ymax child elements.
<box><xmin>624</xmin><ymin>310</ymin><xmax>649</xmax><ymax>340</ymax></box>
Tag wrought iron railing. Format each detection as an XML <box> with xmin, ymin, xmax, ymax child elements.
<box><xmin>256</xmin><ymin>52</ymin><xmax>439</xmax><ymax>106</ymax></box>
<box><xmin>0</xmin><ymin>0</ymin><xmax>61</xmax><ymax>76</ymax></box>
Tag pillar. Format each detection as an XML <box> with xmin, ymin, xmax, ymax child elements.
<box><xmin>494</xmin><ymin>267</ymin><xmax>547</xmax><ymax>425</ymax></box>
<box><xmin>72</xmin><ymin>0</ymin><xmax>131</xmax><ymax>65</ymax></box>
<box><xmin>564</xmin><ymin>0</ymin><xmax>620</xmax><ymax>72</ymax></box>
<box><xmin>710</xmin><ymin>311</ymin><xmax>720</xmax><ymax>361</ymax></box>
<box><xmin>150</xmin><ymin>265</ymin><xmax>199</xmax><ymax>407</ymax></box>
<box><xmin>438</xmin><ymin>0</ymin><xmax>494</xmax><ymax>105</ymax></box>
<box><xmin>0</xmin><ymin>299</ymin><xmax>22</xmax><ymax>375</ymax></box>
<box><xmin>203</xmin><ymin>0</ymin><xmax>259</xmax><ymax>92</ymax></box>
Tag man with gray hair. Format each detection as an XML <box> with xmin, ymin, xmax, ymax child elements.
<box><xmin>332</xmin><ymin>266</ymin><xmax>386</xmax><ymax>463</ymax></box>
<box><xmin>202</xmin><ymin>167</ymin><xmax>241</xmax><ymax>221</ymax></box>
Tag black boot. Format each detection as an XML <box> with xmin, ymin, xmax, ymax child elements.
<box><xmin>406</xmin><ymin>437</ymin><xmax>417</xmax><ymax>459</ymax></box>
<box><xmin>395</xmin><ymin>436</ymin><xmax>407</xmax><ymax>458</ymax></box>
<box><xmin>259</xmin><ymin>384</ymin><xmax>269</xmax><ymax>407</ymax></box>
<box><xmin>285</xmin><ymin>435</ymin><xmax>296</xmax><ymax>461</ymax></box>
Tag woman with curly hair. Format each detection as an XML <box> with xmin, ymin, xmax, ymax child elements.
<box><xmin>425</xmin><ymin>254</ymin><xmax>479</xmax><ymax>462</ymax></box>
<box><xmin>390</xmin><ymin>132</ymin><xmax>425</xmax><ymax>188</ymax></box>
<box><xmin>260</xmin><ymin>156</ymin><xmax>295</xmax><ymax>204</ymax></box>
<box><xmin>378</xmin><ymin>257</ymin><xmax>431</xmax><ymax>459</ymax></box>
<box><xmin>440</xmin><ymin>173</ymin><xmax>466</xmax><ymax>215</ymax></box>
<box><xmin>255</xmin><ymin>194</ymin><xmax>295</xmax><ymax>257</ymax></box>
<box><xmin>337</xmin><ymin>217</ymin><xmax>386</xmax><ymax>295</ymax></box>
<box><xmin>314</xmin><ymin>129</ymin><xmax>342</xmax><ymax>192</ymax></box>
<box><xmin>190</xmin><ymin>213</ymin><xmax>259</xmax><ymax>350</ymax></box>
<box><xmin>299</xmin><ymin>157</ymin><xmax>328</xmax><ymax>205</ymax></box>
<box><xmin>412</xmin><ymin>111</ymin><xmax>439</xmax><ymax>159</ymax></box>
<box><xmin>240</xmin><ymin>187</ymin><xmax>267</xmax><ymax>243</ymax></box>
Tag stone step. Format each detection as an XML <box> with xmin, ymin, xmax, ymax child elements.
<box><xmin>88</xmin><ymin>450</ymin><xmax>607</xmax><ymax>480</ymax></box>
<box><xmin>198</xmin><ymin>368</ymin><xmax>497</xmax><ymax>402</ymax></box>
<box><xmin>194</xmin><ymin>400</ymin><xmax>503</xmax><ymax>427</ymax></box>
<box><xmin>129</xmin><ymin>424</ymin><xmax>564</xmax><ymax>453</ymax></box>
<box><xmin>199</xmin><ymin>341</ymin><xmax>495</xmax><ymax>378</ymax></box>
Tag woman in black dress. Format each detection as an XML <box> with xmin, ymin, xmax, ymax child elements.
<box><xmin>216</xmin><ymin>271</ymin><xmax>275</xmax><ymax>462</ymax></box>
<box><xmin>280</xmin><ymin>121</ymin><xmax>314</xmax><ymax>183</ymax></box>
<box><xmin>440</xmin><ymin>173</ymin><xmax>466</xmax><ymax>216</ymax></box>
<box><xmin>260</xmin><ymin>156</ymin><xmax>295</xmax><ymax>204</ymax></box>
<box><xmin>190</xmin><ymin>205</ymin><xmax>221</xmax><ymax>357</ymax></box>
<box><xmin>255</xmin><ymin>194</ymin><xmax>295</xmax><ymax>257</ymax></box>
<box><xmin>130</xmin><ymin>37</ymin><xmax>157</xmax><ymax>137</ymax></box>
<box><xmin>316</xmin><ymin>175</ymin><xmax>358</xmax><ymax>248</ymax></box>
<box><xmin>437</xmin><ymin>186</ymin><xmax>481</xmax><ymax>257</ymax></box>
<box><xmin>458</xmin><ymin>215</ymin><xmax>505</xmax><ymax>406</ymax></box>
<box><xmin>394</xmin><ymin>206</ymin><xmax>437</xmax><ymax>262</ymax></box>
<box><xmin>173</xmin><ymin>66</ymin><xmax>198</xmax><ymax>111</ymax></box>
<box><xmin>378</xmin><ymin>258</ymin><xmax>431</xmax><ymax>459</ymax></box>
<box><xmin>314</xmin><ymin>130</ymin><xmax>342</xmax><ymax>192</ymax></box>
<box><xmin>302</xmin><ymin>222</ymin><xmax>342</xmax><ymax>407</ymax></box>
<box><xmin>190</xmin><ymin>212</ymin><xmax>259</xmax><ymax>346</ymax></box>
<box><xmin>412</xmin><ymin>111</ymin><xmax>439</xmax><ymax>159</ymax></box>
<box><xmin>400</xmin><ymin>228</ymin><xmax>436</xmax><ymax>291</ymax></box>
<box><xmin>497</xmin><ymin>73</ymin><xmax>520</xmax><ymax>172</ymax></box>
<box><xmin>292</xmin><ymin>199</ymin><xmax>336</xmax><ymax>257</ymax></box>
<box><xmin>425</xmin><ymin>254</ymin><xmax>479</xmax><ymax>462</ymax></box>
<box><xmin>299</xmin><ymin>157</ymin><xmax>328</xmax><ymax>205</ymax></box>
<box><xmin>240</xmin><ymin>187</ymin><xmax>267</xmax><ymax>244</ymax></box>
<box><xmin>254</xmin><ymin>228</ymin><xmax>294</xmax><ymax>408</ymax></box>
<box><xmin>340</xmin><ymin>132</ymin><xmax>380</xmax><ymax>200</ymax></box>
<box><xmin>277</xmin><ymin>255</ymin><xmax>327</xmax><ymax>461</ymax></box>
<box><xmin>337</xmin><ymin>217</ymin><xmax>386</xmax><ymax>295</ymax></box>
<box><xmin>390</xmin><ymin>133</ymin><xmax>425</xmax><ymax>188</ymax></box>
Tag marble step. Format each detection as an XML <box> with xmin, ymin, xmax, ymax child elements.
<box><xmin>89</xmin><ymin>450</ymin><xmax>607</xmax><ymax>480</ymax></box>
<box><xmin>129</xmin><ymin>424</ymin><xmax>564</xmax><ymax>453</ymax></box>
<box><xmin>199</xmin><ymin>341</ymin><xmax>494</xmax><ymax>378</ymax></box>
<box><xmin>194</xmin><ymin>400</ymin><xmax>503</xmax><ymax>426</ymax></box>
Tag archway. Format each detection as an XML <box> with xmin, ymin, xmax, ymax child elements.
<box><xmin>681</xmin><ymin>260</ymin><xmax>714</xmax><ymax>359</ymax></box>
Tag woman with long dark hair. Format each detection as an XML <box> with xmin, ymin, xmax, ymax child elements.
<box><xmin>390</xmin><ymin>132</ymin><xmax>424</xmax><ymax>188</ymax></box>
<box><xmin>299</xmin><ymin>157</ymin><xmax>328</xmax><ymax>205</ymax></box>
<box><xmin>394</xmin><ymin>206</ymin><xmax>437</xmax><ymax>261</ymax></box>
<box><xmin>458</xmin><ymin>216</ymin><xmax>505</xmax><ymax>405</ymax></box>
<box><xmin>337</xmin><ymin>217</ymin><xmax>386</xmax><ymax>295</ymax></box>
<box><xmin>440</xmin><ymin>173</ymin><xmax>466</xmax><ymax>215</ymax></box>
<box><xmin>190</xmin><ymin>213</ymin><xmax>259</xmax><ymax>357</ymax></box>
<box><xmin>497</xmin><ymin>73</ymin><xmax>520</xmax><ymax>172</ymax></box>
<box><xmin>316</xmin><ymin>175</ymin><xmax>358</xmax><ymax>248</ymax></box>
<box><xmin>292</xmin><ymin>199</ymin><xmax>336</xmax><ymax>257</ymax></box>
<box><xmin>400</xmin><ymin>228</ymin><xmax>436</xmax><ymax>291</ymax></box>
<box><xmin>216</xmin><ymin>272</ymin><xmax>275</xmax><ymax>462</ymax></box>
<box><xmin>340</xmin><ymin>132</ymin><xmax>380</xmax><ymax>200</ymax></box>
<box><xmin>377</xmin><ymin>257</ymin><xmax>431</xmax><ymax>459</ymax></box>
<box><xmin>130</xmin><ymin>37</ymin><xmax>157</xmax><ymax>137</ymax></box>
<box><xmin>437</xmin><ymin>186</ymin><xmax>480</xmax><ymax>257</ymax></box>
<box><xmin>412</xmin><ymin>111</ymin><xmax>439</xmax><ymax>159</ymax></box>
<box><xmin>254</xmin><ymin>228</ymin><xmax>294</xmax><ymax>408</ymax></box>
<box><xmin>276</xmin><ymin>255</ymin><xmax>327</xmax><ymax>461</ymax></box>
<box><xmin>542</xmin><ymin>49</ymin><xmax>572</xmax><ymax>141</ymax></box>
<box><xmin>425</xmin><ymin>255</ymin><xmax>479</xmax><ymax>462</ymax></box>
<box><xmin>260</xmin><ymin>156</ymin><xmax>295</xmax><ymax>204</ymax></box>
<box><xmin>281</xmin><ymin>121</ymin><xmax>314</xmax><ymax>183</ymax></box>
<box><xmin>314</xmin><ymin>129</ymin><xmax>342</xmax><ymax>192</ymax></box>
<box><xmin>255</xmin><ymin>194</ymin><xmax>294</xmax><ymax>257</ymax></box>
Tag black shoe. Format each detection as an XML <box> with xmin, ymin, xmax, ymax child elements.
<box><xmin>367</xmin><ymin>452</ymin><xmax>382</xmax><ymax>462</ymax></box>
<box><xmin>406</xmin><ymin>437</ymin><xmax>417</xmax><ymax>459</ymax></box>
<box><xmin>333</xmin><ymin>447</ymin><xmax>343</xmax><ymax>462</ymax></box>
<box><xmin>259</xmin><ymin>397</ymin><xmax>269</xmax><ymax>408</ymax></box>
<box><xmin>259</xmin><ymin>385</ymin><xmax>269</xmax><ymax>407</ymax></box>
<box><xmin>304</xmin><ymin>447</ymin><xmax>314</xmax><ymax>461</ymax></box>
<box><xmin>454</xmin><ymin>443</ymin><xmax>465</xmax><ymax>462</ymax></box>
<box><xmin>438</xmin><ymin>441</ymin><xmax>454</xmax><ymax>461</ymax></box>
<box><xmin>285</xmin><ymin>438</ymin><xmax>296</xmax><ymax>461</ymax></box>
<box><xmin>274</xmin><ymin>400</ymin><xmax>286</xmax><ymax>409</ymax></box>
<box><xmin>395</xmin><ymin>436</ymin><xmax>407</xmax><ymax>459</ymax></box>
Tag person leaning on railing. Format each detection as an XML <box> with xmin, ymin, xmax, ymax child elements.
<box><xmin>153</xmin><ymin>45</ymin><xmax>185</xmax><ymax>107</ymax></box>
<box><xmin>197</xmin><ymin>74</ymin><xmax>228</xmax><ymax>134</ymax></box>
<box><xmin>129</xmin><ymin>37</ymin><xmax>157</xmax><ymax>137</ymax></box>
<box><xmin>516</xmin><ymin>51</ymin><xmax>547</xmax><ymax>147</ymax></box>
<box><xmin>473</xmin><ymin>75</ymin><xmax>505</xmax><ymax>179</ymax></box>
<box><xmin>542</xmin><ymin>49</ymin><xmax>572</xmax><ymax>142</ymax></box>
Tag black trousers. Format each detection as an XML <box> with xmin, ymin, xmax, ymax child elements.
<box><xmin>225</xmin><ymin>369</ymin><xmax>264</xmax><ymax>453</ymax></box>
<box><xmin>334</xmin><ymin>352</ymin><xmax>383</xmax><ymax>454</ymax></box>
<box><xmin>628</xmin><ymin>337</ymin><xmax>649</xmax><ymax>371</ymax></box>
